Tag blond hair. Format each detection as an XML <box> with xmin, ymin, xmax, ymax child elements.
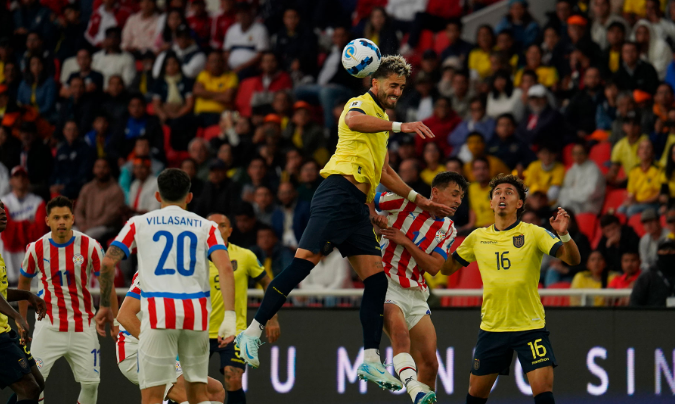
<box><xmin>372</xmin><ymin>55</ymin><xmax>412</xmax><ymax>79</ymax></box>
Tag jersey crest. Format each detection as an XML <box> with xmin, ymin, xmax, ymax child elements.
<box><xmin>73</xmin><ymin>254</ymin><xmax>84</xmax><ymax>265</ymax></box>
<box><xmin>513</xmin><ymin>234</ymin><xmax>525</xmax><ymax>248</ymax></box>
<box><xmin>231</xmin><ymin>260</ymin><xmax>238</xmax><ymax>271</ymax></box>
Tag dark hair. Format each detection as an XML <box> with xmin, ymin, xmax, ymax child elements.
<box><xmin>128</xmin><ymin>92</ymin><xmax>146</xmax><ymax>106</ymax></box>
<box><xmin>47</xmin><ymin>196</ymin><xmax>74</xmax><ymax>215</ymax></box>
<box><xmin>432</xmin><ymin>171</ymin><xmax>468</xmax><ymax>193</ymax></box>
<box><xmin>105</xmin><ymin>26</ymin><xmax>122</xmax><ymax>37</ymax></box>
<box><xmin>181</xmin><ymin>157</ymin><xmax>198</xmax><ymax>169</ymax></box>
<box><xmin>162</xmin><ymin>8</ymin><xmax>188</xmax><ymax>43</ymax></box>
<box><xmin>234</xmin><ymin>2</ymin><xmax>251</xmax><ymax>13</ymax></box>
<box><xmin>622</xmin><ymin>41</ymin><xmax>639</xmax><ymax>51</ymax></box>
<box><xmin>600</xmin><ymin>214</ymin><xmax>620</xmax><ymax>228</ymax></box>
<box><xmin>372</xmin><ymin>55</ymin><xmax>412</xmax><ymax>79</ymax></box>
<box><xmin>621</xmin><ymin>250</ymin><xmax>640</xmax><ymax>258</ymax></box>
<box><xmin>446</xmin><ymin>156</ymin><xmax>463</xmax><ymax>167</ymax></box>
<box><xmin>572</xmin><ymin>139</ymin><xmax>590</xmax><ymax>155</ymax></box>
<box><xmin>24</xmin><ymin>55</ymin><xmax>47</xmax><ymax>85</ymax></box>
<box><xmin>447</xmin><ymin>18</ymin><xmax>463</xmax><ymax>31</ymax></box>
<box><xmin>469</xmin><ymin>95</ymin><xmax>485</xmax><ymax>109</ymax></box>
<box><xmin>234</xmin><ymin>201</ymin><xmax>255</xmax><ymax>218</ymax></box>
<box><xmin>665</xmin><ymin>143</ymin><xmax>675</xmax><ymax>180</ymax></box>
<box><xmin>607</xmin><ymin>21</ymin><xmax>626</xmax><ymax>34</ymax></box>
<box><xmin>467</xmin><ymin>131</ymin><xmax>485</xmax><ymax>142</ymax></box>
<box><xmin>472</xmin><ymin>156</ymin><xmax>490</xmax><ymax>168</ymax></box>
<box><xmin>537</xmin><ymin>144</ymin><xmax>557</xmax><ymax>154</ymax></box>
<box><xmin>159</xmin><ymin>51</ymin><xmax>182</xmax><ymax>77</ymax></box>
<box><xmin>488</xmin><ymin>174</ymin><xmax>528</xmax><ymax>217</ymax></box>
<box><xmin>19</xmin><ymin>121</ymin><xmax>37</xmax><ymax>134</ymax></box>
<box><xmin>476</xmin><ymin>24</ymin><xmax>496</xmax><ymax>46</ymax></box>
<box><xmin>490</xmin><ymin>69</ymin><xmax>514</xmax><ymax>98</ymax></box>
<box><xmin>454</xmin><ymin>69</ymin><xmax>470</xmax><ymax>79</ymax></box>
<box><xmin>521</xmin><ymin>69</ymin><xmax>538</xmax><ymax>82</ymax></box>
<box><xmin>257</xmin><ymin>224</ymin><xmax>275</xmax><ymax>234</ymax></box>
<box><xmin>157</xmin><ymin>168</ymin><xmax>191</xmax><ymax>202</ymax></box>
<box><xmin>496</xmin><ymin>113</ymin><xmax>516</xmax><ymax>126</ymax></box>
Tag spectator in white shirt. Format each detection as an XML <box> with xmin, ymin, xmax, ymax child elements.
<box><xmin>91</xmin><ymin>27</ymin><xmax>136</xmax><ymax>90</ymax></box>
<box><xmin>590</xmin><ymin>0</ymin><xmax>628</xmax><ymax>50</ymax></box>
<box><xmin>638</xmin><ymin>208</ymin><xmax>671</xmax><ymax>272</ymax></box>
<box><xmin>223</xmin><ymin>2</ymin><xmax>269</xmax><ymax>80</ymax></box>
<box><xmin>557</xmin><ymin>141</ymin><xmax>606</xmax><ymax>214</ymax></box>
<box><xmin>152</xmin><ymin>24</ymin><xmax>206</xmax><ymax>79</ymax></box>
<box><xmin>298</xmin><ymin>247</ymin><xmax>352</xmax><ymax>307</ymax></box>
<box><xmin>126</xmin><ymin>156</ymin><xmax>160</xmax><ymax>214</ymax></box>
<box><xmin>121</xmin><ymin>0</ymin><xmax>162</xmax><ymax>55</ymax></box>
<box><xmin>486</xmin><ymin>69</ymin><xmax>524</xmax><ymax>121</ymax></box>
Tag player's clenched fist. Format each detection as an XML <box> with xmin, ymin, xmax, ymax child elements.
<box><xmin>218</xmin><ymin>310</ymin><xmax>237</xmax><ymax>348</ymax></box>
<box><xmin>401</xmin><ymin>121</ymin><xmax>435</xmax><ymax>139</ymax></box>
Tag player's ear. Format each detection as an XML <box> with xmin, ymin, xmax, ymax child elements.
<box><xmin>155</xmin><ymin>191</ymin><xmax>162</xmax><ymax>203</ymax></box>
<box><xmin>185</xmin><ymin>192</ymin><xmax>193</xmax><ymax>204</ymax></box>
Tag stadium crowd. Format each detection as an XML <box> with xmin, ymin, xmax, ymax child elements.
<box><xmin>0</xmin><ymin>0</ymin><xmax>674</xmax><ymax>307</ymax></box>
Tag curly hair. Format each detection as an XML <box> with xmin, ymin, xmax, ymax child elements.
<box><xmin>488</xmin><ymin>174</ymin><xmax>528</xmax><ymax>218</ymax></box>
<box><xmin>372</xmin><ymin>55</ymin><xmax>412</xmax><ymax>79</ymax></box>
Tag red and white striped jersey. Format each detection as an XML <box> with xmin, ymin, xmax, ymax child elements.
<box><xmin>375</xmin><ymin>192</ymin><xmax>457</xmax><ymax>290</ymax></box>
<box><xmin>111</xmin><ymin>205</ymin><xmax>227</xmax><ymax>331</ymax></box>
<box><xmin>20</xmin><ymin>231</ymin><xmax>104</xmax><ymax>332</ymax></box>
<box><xmin>116</xmin><ymin>271</ymin><xmax>141</xmax><ymax>363</ymax></box>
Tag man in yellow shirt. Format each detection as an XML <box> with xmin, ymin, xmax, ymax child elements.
<box><xmin>619</xmin><ymin>139</ymin><xmax>663</xmax><ymax>216</ymax></box>
<box><xmin>207</xmin><ymin>214</ymin><xmax>279</xmax><ymax>404</ymax></box>
<box><xmin>236</xmin><ymin>55</ymin><xmax>452</xmax><ymax>391</ymax></box>
<box><xmin>193</xmin><ymin>51</ymin><xmax>238</xmax><ymax>126</ymax></box>
<box><xmin>441</xmin><ymin>174</ymin><xmax>581</xmax><ymax>404</ymax></box>
<box><xmin>0</xmin><ymin>201</ymin><xmax>46</xmax><ymax>402</ymax></box>
<box><xmin>607</xmin><ymin>114</ymin><xmax>648</xmax><ymax>186</ymax></box>
<box><xmin>523</xmin><ymin>145</ymin><xmax>565</xmax><ymax>205</ymax></box>
<box><xmin>466</xmin><ymin>157</ymin><xmax>494</xmax><ymax>232</ymax></box>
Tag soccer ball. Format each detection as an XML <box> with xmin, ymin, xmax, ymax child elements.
<box><xmin>342</xmin><ymin>39</ymin><xmax>382</xmax><ymax>78</ymax></box>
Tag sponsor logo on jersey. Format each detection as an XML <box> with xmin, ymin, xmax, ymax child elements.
<box><xmin>73</xmin><ymin>254</ymin><xmax>84</xmax><ymax>265</ymax></box>
<box><xmin>480</xmin><ymin>240</ymin><xmax>497</xmax><ymax>244</ymax></box>
<box><xmin>513</xmin><ymin>234</ymin><xmax>525</xmax><ymax>248</ymax></box>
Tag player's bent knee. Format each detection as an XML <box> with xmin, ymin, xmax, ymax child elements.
<box><xmin>223</xmin><ymin>367</ymin><xmax>243</xmax><ymax>392</ymax></box>
<box><xmin>390</xmin><ymin>329</ymin><xmax>411</xmax><ymax>351</ymax></box>
<box><xmin>78</xmin><ymin>382</ymin><xmax>99</xmax><ymax>404</ymax></box>
<box><xmin>207</xmin><ymin>379</ymin><xmax>226</xmax><ymax>403</ymax></box>
<box><xmin>294</xmin><ymin>248</ymin><xmax>322</xmax><ymax>265</ymax></box>
<box><xmin>419</xmin><ymin>355</ymin><xmax>439</xmax><ymax>375</ymax></box>
<box><xmin>14</xmin><ymin>374</ymin><xmax>42</xmax><ymax>400</ymax></box>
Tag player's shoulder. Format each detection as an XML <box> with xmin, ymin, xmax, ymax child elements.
<box><xmin>345</xmin><ymin>92</ymin><xmax>379</xmax><ymax>112</ymax></box>
<box><xmin>228</xmin><ymin>243</ymin><xmax>256</xmax><ymax>260</ymax></box>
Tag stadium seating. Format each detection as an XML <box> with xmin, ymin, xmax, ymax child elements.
<box><xmin>627</xmin><ymin>213</ymin><xmax>646</xmax><ymax>237</ymax></box>
<box><xmin>541</xmin><ymin>282</ymin><xmax>571</xmax><ymax>307</ymax></box>
<box><xmin>202</xmin><ymin>125</ymin><xmax>220</xmax><ymax>141</ymax></box>
<box><xmin>589</xmin><ymin>142</ymin><xmax>611</xmax><ymax>175</ymax></box>
<box><xmin>562</xmin><ymin>143</ymin><xmax>575</xmax><ymax>169</ymax></box>
<box><xmin>163</xmin><ymin>125</ymin><xmax>190</xmax><ymax>167</ymax></box>
<box><xmin>602</xmin><ymin>188</ymin><xmax>628</xmax><ymax>214</ymax></box>
<box><xmin>576</xmin><ymin>213</ymin><xmax>599</xmax><ymax>242</ymax></box>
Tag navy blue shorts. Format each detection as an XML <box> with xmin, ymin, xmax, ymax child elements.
<box><xmin>471</xmin><ymin>327</ymin><xmax>557</xmax><ymax>376</ymax></box>
<box><xmin>298</xmin><ymin>175</ymin><xmax>381</xmax><ymax>258</ymax></box>
<box><xmin>209</xmin><ymin>339</ymin><xmax>245</xmax><ymax>373</ymax></box>
<box><xmin>0</xmin><ymin>330</ymin><xmax>36</xmax><ymax>389</ymax></box>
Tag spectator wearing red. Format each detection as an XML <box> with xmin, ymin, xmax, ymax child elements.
<box><xmin>246</xmin><ymin>52</ymin><xmax>292</xmax><ymax>117</ymax></box>
<box><xmin>608</xmin><ymin>251</ymin><xmax>642</xmax><ymax>305</ymax></box>
<box><xmin>210</xmin><ymin>0</ymin><xmax>236</xmax><ymax>50</ymax></box>
<box><xmin>186</xmin><ymin>0</ymin><xmax>212</xmax><ymax>51</ymax></box>
<box><xmin>85</xmin><ymin>0</ymin><xmax>131</xmax><ymax>47</ymax></box>
<box><xmin>417</xmin><ymin>96</ymin><xmax>459</xmax><ymax>157</ymax></box>
<box><xmin>121</xmin><ymin>0</ymin><xmax>161</xmax><ymax>56</ymax></box>
<box><xmin>0</xmin><ymin>166</ymin><xmax>48</xmax><ymax>284</ymax></box>
<box><xmin>401</xmin><ymin>0</ymin><xmax>464</xmax><ymax>54</ymax></box>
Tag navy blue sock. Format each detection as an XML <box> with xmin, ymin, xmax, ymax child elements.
<box><xmin>466</xmin><ymin>393</ymin><xmax>488</xmax><ymax>404</ymax></box>
<box><xmin>254</xmin><ymin>258</ymin><xmax>314</xmax><ymax>324</ymax></box>
<box><xmin>534</xmin><ymin>391</ymin><xmax>555</xmax><ymax>404</ymax></box>
<box><xmin>226</xmin><ymin>389</ymin><xmax>246</xmax><ymax>404</ymax></box>
<box><xmin>360</xmin><ymin>272</ymin><xmax>388</xmax><ymax>350</ymax></box>
<box><xmin>7</xmin><ymin>393</ymin><xmax>17</xmax><ymax>403</ymax></box>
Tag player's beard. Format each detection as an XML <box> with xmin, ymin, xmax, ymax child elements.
<box><xmin>378</xmin><ymin>87</ymin><xmax>397</xmax><ymax>109</ymax></box>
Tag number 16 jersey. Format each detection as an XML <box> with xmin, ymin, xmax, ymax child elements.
<box><xmin>112</xmin><ymin>205</ymin><xmax>227</xmax><ymax>331</ymax></box>
<box><xmin>452</xmin><ymin>221</ymin><xmax>562</xmax><ymax>332</ymax></box>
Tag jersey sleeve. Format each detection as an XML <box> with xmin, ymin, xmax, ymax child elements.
<box><xmin>433</xmin><ymin>223</ymin><xmax>457</xmax><ymax>260</ymax></box>
<box><xmin>205</xmin><ymin>223</ymin><xmax>227</xmax><ymax>257</ymax></box>
<box><xmin>374</xmin><ymin>192</ymin><xmax>407</xmax><ymax>213</ymax></box>
<box><xmin>19</xmin><ymin>244</ymin><xmax>38</xmax><ymax>278</ymax></box>
<box><xmin>111</xmin><ymin>220</ymin><xmax>137</xmax><ymax>259</ymax></box>
<box><xmin>90</xmin><ymin>239</ymin><xmax>105</xmax><ymax>277</ymax></box>
<box><xmin>535</xmin><ymin>226</ymin><xmax>563</xmax><ymax>257</ymax></box>
<box><xmin>346</xmin><ymin>98</ymin><xmax>366</xmax><ymax>114</ymax></box>
<box><xmin>126</xmin><ymin>271</ymin><xmax>141</xmax><ymax>300</ymax></box>
<box><xmin>452</xmin><ymin>231</ymin><xmax>476</xmax><ymax>266</ymax></box>
<box><xmin>246</xmin><ymin>251</ymin><xmax>266</xmax><ymax>281</ymax></box>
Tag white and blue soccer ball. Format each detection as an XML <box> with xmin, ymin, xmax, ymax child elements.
<box><xmin>342</xmin><ymin>38</ymin><xmax>382</xmax><ymax>78</ymax></box>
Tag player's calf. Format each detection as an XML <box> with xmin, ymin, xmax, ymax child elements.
<box><xmin>9</xmin><ymin>373</ymin><xmax>42</xmax><ymax>403</ymax></box>
<box><xmin>223</xmin><ymin>366</ymin><xmax>245</xmax><ymax>404</ymax></box>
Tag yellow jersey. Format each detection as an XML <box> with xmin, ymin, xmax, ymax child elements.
<box><xmin>209</xmin><ymin>243</ymin><xmax>265</xmax><ymax>338</ymax></box>
<box><xmin>320</xmin><ymin>91</ymin><xmax>389</xmax><ymax>203</ymax></box>
<box><xmin>514</xmin><ymin>66</ymin><xmax>559</xmax><ymax>88</ymax></box>
<box><xmin>194</xmin><ymin>70</ymin><xmax>239</xmax><ymax>114</ymax></box>
<box><xmin>611</xmin><ymin>135</ymin><xmax>648</xmax><ymax>176</ymax></box>
<box><xmin>627</xmin><ymin>163</ymin><xmax>663</xmax><ymax>202</ymax></box>
<box><xmin>468</xmin><ymin>182</ymin><xmax>494</xmax><ymax>228</ymax></box>
<box><xmin>453</xmin><ymin>221</ymin><xmax>562</xmax><ymax>332</ymax></box>
<box><xmin>0</xmin><ymin>253</ymin><xmax>8</xmax><ymax>334</ymax></box>
<box><xmin>523</xmin><ymin>161</ymin><xmax>565</xmax><ymax>203</ymax></box>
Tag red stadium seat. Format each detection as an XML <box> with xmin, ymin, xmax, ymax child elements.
<box><xmin>433</xmin><ymin>31</ymin><xmax>450</xmax><ymax>55</ymax></box>
<box><xmin>576</xmin><ymin>213</ymin><xmax>599</xmax><ymax>242</ymax></box>
<box><xmin>589</xmin><ymin>142</ymin><xmax>611</xmax><ymax>174</ymax></box>
<box><xmin>541</xmin><ymin>282</ymin><xmax>571</xmax><ymax>307</ymax></box>
<box><xmin>445</xmin><ymin>236</ymin><xmax>465</xmax><ymax>289</ymax></box>
<box><xmin>602</xmin><ymin>188</ymin><xmax>627</xmax><ymax>214</ymax></box>
<box><xmin>661</xmin><ymin>214</ymin><xmax>668</xmax><ymax>229</ymax></box>
<box><xmin>162</xmin><ymin>125</ymin><xmax>190</xmax><ymax>168</ymax></box>
<box><xmin>562</xmin><ymin>143</ymin><xmax>575</xmax><ymax>169</ymax></box>
<box><xmin>202</xmin><ymin>125</ymin><xmax>220</xmax><ymax>141</ymax></box>
<box><xmin>235</xmin><ymin>77</ymin><xmax>258</xmax><ymax>117</ymax></box>
<box><xmin>627</xmin><ymin>213</ymin><xmax>646</xmax><ymax>237</ymax></box>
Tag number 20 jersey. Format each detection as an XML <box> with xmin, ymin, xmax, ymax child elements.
<box><xmin>112</xmin><ymin>205</ymin><xmax>227</xmax><ymax>331</ymax></box>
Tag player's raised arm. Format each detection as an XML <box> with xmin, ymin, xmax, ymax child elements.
<box><xmin>212</xmin><ymin>249</ymin><xmax>236</xmax><ymax>346</ymax></box>
<box><xmin>344</xmin><ymin>110</ymin><xmax>435</xmax><ymax>140</ymax></box>
<box><xmin>550</xmin><ymin>207</ymin><xmax>581</xmax><ymax>266</ymax></box>
<box><xmin>380</xmin><ymin>227</ymin><xmax>445</xmax><ymax>274</ymax></box>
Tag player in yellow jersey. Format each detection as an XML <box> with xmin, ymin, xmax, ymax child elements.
<box><xmin>441</xmin><ymin>174</ymin><xmax>581</xmax><ymax>404</ymax></box>
<box><xmin>0</xmin><ymin>201</ymin><xmax>46</xmax><ymax>403</ymax></box>
<box><xmin>237</xmin><ymin>55</ymin><xmax>453</xmax><ymax>391</ymax></box>
<box><xmin>206</xmin><ymin>213</ymin><xmax>280</xmax><ymax>404</ymax></box>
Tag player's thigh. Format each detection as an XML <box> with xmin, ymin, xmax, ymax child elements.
<box><xmin>138</xmin><ymin>328</ymin><xmax>180</xmax><ymax>389</ymax></box>
<box><xmin>383</xmin><ymin>303</ymin><xmax>409</xmax><ymax>349</ymax></box>
<box><xmin>339</xmin><ymin>207</ymin><xmax>382</xmax><ymax>271</ymax></box>
<box><xmin>177</xmin><ymin>330</ymin><xmax>209</xmax><ymax>384</ymax></box>
<box><xmin>526</xmin><ymin>366</ymin><xmax>554</xmax><ymax>395</ymax></box>
<box><xmin>409</xmin><ymin>315</ymin><xmax>438</xmax><ymax>373</ymax></box>
<box><xmin>117</xmin><ymin>356</ymin><xmax>139</xmax><ymax>386</ymax></box>
<box><xmin>0</xmin><ymin>332</ymin><xmax>35</xmax><ymax>392</ymax></box>
<box><xmin>223</xmin><ymin>366</ymin><xmax>244</xmax><ymax>391</ymax></box>
<box><xmin>347</xmin><ymin>255</ymin><xmax>384</xmax><ymax>280</ymax></box>
<box><xmin>468</xmin><ymin>373</ymin><xmax>500</xmax><ymax>398</ymax></box>
<box><xmin>64</xmin><ymin>328</ymin><xmax>101</xmax><ymax>383</ymax></box>
<box><xmin>30</xmin><ymin>323</ymin><xmax>68</xmax><ymax>378</ymax></box>
<box><xmin>512</xmin><ymin>328</ymin><xmax>557</xmax><ymax>393</ymax></box>
<box><xmin>470</xmin><ymin>330</ymin><xmax>514</xmax><ymax>377</ymax></box>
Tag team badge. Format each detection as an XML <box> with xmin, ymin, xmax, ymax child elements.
<box><xmin>18</xmin><ymin>358</ymin><xmax>27</xmax><ymax>369</ymax></box>
<box><xmin>35</xmin><ymin>357</ymin><xmax>43</xmax><ymax>370</ymax></box>
<box><xmin>435</xmin><ymin>230</ymin><xmax>446</xmax><ymax>242</ymax></box>
<box><xmin>513</xmin><ymin>234</ymin><xmax>525</xmax><ymax>248</ymax></box>
<box><xmin>73</xmin><ymin>254</ymin><xmax>84</xmax><ymax>265</ymax></box>
<box><xmin>231</xmin><ymin>260</ymin><xmax>238</xmax><ymax>271</ymax></box>
<box><xmin>473</xmin><ymin>358</ymin><xmax>480</xmax><ymax>370</ymax></box>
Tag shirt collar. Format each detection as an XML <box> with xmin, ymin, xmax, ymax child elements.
<box><xmin>367</xmin><ymin>90</ymin><xmax>385</xmax><ymax>112</ymax></box>
<box><xmin>493</xmin><ymin>220</ymin><xmax>520</xmax><ymax>232</ymax></box>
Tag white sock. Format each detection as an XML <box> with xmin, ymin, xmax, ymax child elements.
<box><xmin>363</xmin><ymin>348</ymin><xmax>381</xmax><ymax>363</ymax></box>
<box><xmin>244</xmin><ymin>319</ymin><xmax>264</xmax><ymax>338</ymax></box>
<box><xmin>38</xmin><ymin>391</ymin><xmax>45</xmax><ymax>404</ymax></box>
<box><xmin>394</xmin><ymin>352</ymin><xmax>423</xmax><ymax>401</ymax></box>
<box><xmin>78</xmin><ymin>382</ymin><xmax>99</xmax><ymax>404</ymax></box>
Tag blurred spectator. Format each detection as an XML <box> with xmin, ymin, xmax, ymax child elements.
<box><xmin>55</xmin><ymin>76</ymin><xmax>97</xmax><ymax>139</ymax></box>
<box><xmin>653</xmin><ymin>83</ymin><xmax>674</xmax><ymax>126</ymax></box>
<box><xmin>463</xmin><ymin>157</ymin><xmax>493</xmax><ymax>232</ymax></box>
<box><xmin>417</xmin><ymin>97</ymin><xmax>460</xmax><ymax>157</ymax></box>
<box><xmin>0</xmin><ymin>162</ymin><xmax>12</xmax><ymax>197</ymax></box>
<box><xmin>631</xmin><ymin>238</ymin><xmax>675</xmax><ymax>306</ymax></box>
<box><xmin>525</xmin><ymin>191</ymin><xmax>551</xmax><ymax>223</ymax></box>
<box><xmin>544</xmin><ymin>209</ymin><xmax>591</xmax><ymax>286</ymax></box>
<box><xmin>619</xmin><ymin>139</ymin><xmax>662</xmax><ymax>215</ymax></box>
<box><xmin>13</xmin><ymin>0</ymin><xmax>55</xmax><ymax>45</ymax></box>
<box><xmin>602</xmin><ymin>22</ymin><xmax>627</xmax><ymax>78</ymax></box>
<box><xmin>297</xmin><ymin>160</ymin><xmax>322</xmax><ymax>202</ymax></box>
<box><xmin>152</xmin><ymin>24</ymin><xmax>206</xmax><ymax>80</ymax></box>
<box><xmin>230</xmin><ymin>201</ymin><xmax>264</xmax><ymax>249</ymax></box>
<box><xmin>62</xmin><ymin>49</ymin><xmax>104</xmax><ymax>98</ymax></box>
<box><xmin>521</xmin><ymin>209</ymin><xmax>542</xmax><ymax>226</ymax></box>
<box><xmin>608</xmin><ymin>91</ymin><xmax>635</xmax><ymax>145</ymax></box>
<box><xmin>563</xmin><ymin>15</ymin><xmax>602</xmax><ymax>65</ymax></box>
<box><xmin>121</xmin><ymin>0</ymin><xmax>160</xmax><ymax>55</ymax></box>
<box><xmin>248</xmin><ymin>52</ymin><xmax>293</xmax><ymax>116</ymax></box>
<box><xmin>216</xmin><ymin>142</ymin><xmax>245</xmax><ymax>181</ymax></box>
<box><xmin>597</xmin><ymin>214</ymin><xmax>641</xmax><ymax>272</ymax></box>
<box><xmin>638</xmin><ymin>208</ymin><xmax>670</xmax><ymax>272</ymax></box>
<box><xmin>384</xmin><ymin>0</ymin><xmax>426</xmax><ymax>37</ymax></box>
<box><xmin>494</xmin><ymin>0</ymin><xmax>540</xmax><ymax>50</ymax></box>
<box><xmin>17</xmin><ymin>56</ymin><xmax>57</xmax><ymax>122</ymax></box>
<box><xmin>540</xmin><ymin>26</ymin><xmax>568</xmax><ymax>77</ymax></box>
<box><xmin>517</xmin><ymin>84</ymin><xmax>571</xmax><ymax>149</ymax></box>
<box><xmin>223</xmin><ymin>2</ymin><xmax>269</xmax><ymax>79</ymax></box>
<box><xmin>50</xmin><ymin>120</ymin><xmax>93</xmax><ymax>199</ymax></box>
<box><xmin>622</xmin><ymin>0</ymin><xmax>648</xmax><ymax>25</ymax></box>
<box><xmin>659</xmin><ymin>144</ymin><xmax>674</xmax><ymax>210</ymax></box>
<box><xmin>100</xmin><ymin>75</ymin><xmax>129</xmax><ymax>123</ymax></box>
<box><xmin>85</xmin><ymin>0</ymin><xmax>131</xmax><ymax>47</ymax></box>
<box><xmin>558</xmin><ymin>142</ymin><xmax>606</xmax><ymax>214</ymax></box>
<box><xmin>468</xmin><ymin>25</ymin><xmax>495</xmax><ymax>81</ymax></box>
<box><xmin>570</xmin><ymin>250</ymin><xmax>619</xmax><ymax>306</ymax></box>
<box><xmin>279</xmin><ymin>148</ymin><xmax>303</xmax><ymax>184</ymax></box>
<box><xmin>631</xmin><ymin>19</ymin><xmax>671</xmax><ymax>79</ymax></box>
<box><xmin>118</xmin><ymin>137</ymin><xmax>164</xmax><ymax>200</ymax></box>
<box><xmin>357</xmin><ymin>7</ymin><xmax>398</xmax><ymax>56</ymax></box>
<box><xmin>400</xmin><ymin>0</ymin><xmax>462</xmax><ymax>54</ymax></box>
<box><xmin>91</xmin><ymin>27</ymin><xmax>136</xmax><ymax>89</ymax></box>
<box><xmin>186</xmin><ymin>0</ymin><xmax>211</xmax><ymax>51</ymax></box>
<box><xmin>241</xmin><ymin>156</ymin><xmax>275</xmax><ymax>203</ymax></box>
<box><xmin>193</xmin><ymin>160</ymin><xmax>240</xmax><ymax>217</ymax></box>
<box><xmin>448</xmin><ymin>97</ymin><xmax>495</xmax><ymax>154</ymax></box>
<box><xmin>75</xmin><ymin>158</ymin><xmax>125</xmax><ymax>241</ymax></box>
<box><xmin>397</xmin><ymin>71</ymin><xmax>436</xmax><ymax>123</ymax></box>
<box><xmin>612</xmin><ymin>41</ymin><xmax>659</xmax><ymax>94</ymax></box>
<box><xmin>0</xmin><ymin>166</ymin><xmax>48</xmax><ymax>283</ymax></box>
<box><xmin>132</xmin><ymin>52</ymin><xmax>157</xmax><ymax>96</ymax></box>
<box><xmin>439</xmin><ymin>19</ymin><xmax>473</xmax><ymax>66</ymax></box>
<box><xmin>523</xmin><ymin>145</ymin><xmax>564</xmax><ymax>205</ymax></box>
<box><xmin>179</xmin><ymin>157</ymin><xmax>204</xmax><ymax>212</ymax></box>
<box><xmin>298</xmin><ymin>248</ymin><xmax>351</xmax><ymax>291</ymax></box>
<box><xmin>460</xmin><ymin>132</ymin><xmax>509</xmax><ymax>182</ymax></box>
<box><xmin>155</xmin><ymin>8</ymin><xmax>187</xmax><ymax>53</ymax></box>
<box><xmin>55</xmin><ymin>5</ymin><xmax>88</xmax><ymax>63</ymax></box>
<box><xmin>486</xmin><ymin>70</ymin><xmax>524</xmax><ymax>121</ymax></box>
<box><xmin>398</xmin><ymin>158</ymin><xmax>431</xmax><ymax>197</ymax></box>
<box><xmin>271</xmin><ymin>181</ymin><xmax>310</xmax><ymax>250</ymax></box>
<box><xmin>0</xmin><ymin>126</ymin><xmax>21</xmax><ymax>170</ymax></box>
<box><xmin>3</xmin><ymin>62</ymin><xmax>21</xmax><ymax>102</ymax></box>
<box><xmin>125</xmin><ymin>156</ymin><xmax>160</xmax><ymax>214</ymax></box>
<box><xmin>608</xmin><ymin>251</ymin><xmax>641</xmax><ymax>305</ymax></box>
<box><xmin>185</xmin><ymin>137</ymin><xmax>210</xmax><ymax>181</ymax></box>
<box><xmin>486</xmin><ymin>113</ymin><xmax>536</xmax><ymax>172</ymax></box>
<box><xmin>110</xmin><ymin>93</ymin><xmax>165</xmax><ymax>164</ymax></box>
<box><xmin>271</xmin><ymin>8</ymin><xmax>317</xmax><ymax>80</ymax></box>
<box><xmin>210</xmin><ymin>0</ymin><xmax>236</xmax><ymax>50</ymax></box>
<box><xmin>193</xmin><ymin>51</ymin><xmax>238</xmax><ymax>127</ymax></box>
<box><xmin>590</xmin><ymin>0</ymin><xmax>627</xmax><ymax>50</ymax></box>
<box><xmin>253</xmin><ymin>185</ymin><xmax>276</xmax><ymax>226</ymax></box>
<box><xmin>420</xmin><ymin>143</ymin><xmax>445</xmax><ymax>186</ymax></box>
<box><xmin>282</xmin><ymin>101</ymin><xmax>327</xmax><ymax>165</ymax></box>
<box><xmin>565</xmin><ymin>67</ymin><xmax>604</xmax><ymax>136</ymax></box>
<box><xmin>251</xmin><ymin>225</ymin><xmax>293</xmax><ymax>278</ymax></box>
<box><xmin>18</xmin><ymin>122</ymin><xmax>52</xmax><ymax>201</ymax></box>
<box><xmin>644</xmin><ymin>0</ymin><xmax>675</xmax><ymax>44</ymax></box>
<box><xmin>21</xmin><ymin>32</ymin><xmax>55</xmax><ymax>77</ymax></box>
<box><xmin>84</xmin><ymin>113</ymin><xmax>115</xmax><ymax>160</ymax></box>
<box><xmin>596</xmin><ymin>81</ymin><xmax>619</xmax><ymax>130</ymax></box>
<box><xmin>545</xmin><ymin>0</ymin><xmax>571</xmax><ymax>42</ymax></box>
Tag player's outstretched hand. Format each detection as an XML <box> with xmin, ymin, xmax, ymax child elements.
<box><xmin>401</xmin><ymin>121</ymin><xmax>435</xmax><ymax>139</ymax></box>
<box><xmin>380</xmin><ymin>227</ymin><xmax>408</xmax><ymax>245</ymax></box>
<box><xmin>94</xmin><ymin>307</ymin><xmax>115</xmax><ymax>338</ymax></box>
<box><xmin>28</xmin><ymin>293</ymin><xmax>46</xmax><ymax>322</ymax></box>
<box><xmin>417</xmin><ymin>197</ymin><xmax>454</xmax><ymax>217</ymax></box>
<box><xmin>549</xmin><ymin>207</ymin><xmax>570</xmax><ymax>236</ymax></box>
<box><xmin>266</xmin><ymin>318</ymin><xmax>281</xmax><ymax>343</ymax></box>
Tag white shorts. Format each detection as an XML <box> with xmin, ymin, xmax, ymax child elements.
<box><xmin>138</xmin><ymin>319</ymin><xmax>208</xmax><ymax>390</ymax></box>
<box><xmin>118</xmin><ymin>354</ymin><xmax>182</xmax><ymax>399</ymax></box>
<box><xmin>31</xmin><ymin>321</ymin><xmax>101</xmax><ymax>383</ymax></box>
<box><xmin>385</xmin><ymin>278</ymin><xmax>431</xmax><ymax>330</ymax></box>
